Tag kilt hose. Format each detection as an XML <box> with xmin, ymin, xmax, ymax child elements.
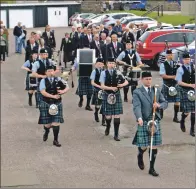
<box><xmin>132</xmin><ymin>115</ymin><xmax>162</xmax><ymax>147</ymax></box>
<box><xmin>102</xmin><ymin>91</ymin><xmax>123</xmax><ymax>116</ymax></box>
<box><xmin>179</xmin><ymin>87</ymin><xmax>195</xmax><ymax>113</ymax></box>
<box><xmin>161</xmin><ymin>84</ymin><xmax>180</xmax><ymax>103</ymax></box>
<box><xmin>25</xmin><ymin>73</ymin><xmax>37</xmax><ymax>91</ymax></box>
<box><xmin>38</xmin><ymin>101</ymin><xmax>64</xmax><ymax>124</ymax></box>
<box><xmin>76</xmin><ymin>77</ymin><xmax>93</xmax><ymax>96</ymax></box>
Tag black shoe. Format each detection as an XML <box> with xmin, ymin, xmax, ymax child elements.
<box><xmin>78</xmin><ymin>100</ymin><xmax>83</xmax><ymax>107</ymax></box>
<box><xmin>85</xmin><ymin>106</ymin><xmax>93</xmax><ymax>111</ymax></box>
<box><xmin>94</xmin><ymin>113</ymin><xmax>99</xmax><ymax>122</ymax></box>
<box><xmin>173</xmin><ymin>117</ymin><xmax>180</xmax><ymax>123</ymax></box>
<box><xmin>149</xmin><ymin>169</ymin><xmax>159</xmax><ymax>177</ymax></box>
<box><xmin>43</xmin><ymin>132</ymin><xmax>49</xmax><ymax>141</ymax></box>
<box><xmin>190</xmin><ymin>130</ymin><xmax>195</xmax><ymax>137</ymax></box>
<box><xmin>137</xmin><ymin>154</ymin><xmax>145</xmax><ymax>170</ymax></box>
<box><xmin>53</xmin><ymin>140</ymin><xmax>61</xmax><ymax>147</ymax></box>
<box><xmin>124</xmin><ymin>98</ymin><xmax>128</xmax><ymax>102</ymax></box>
<box><xmin>105</xmin><ymin>127</ymin><xmax>110</xmax><ymax>136</ymax></box>
<box><xmin>180</xmin><ymin>121</ymin><xmax>186</xmax><ymax>132</ymax></box>
<box><xmin>114</xmin><ymin>136</ymin><xmax>120</xmax><ymax>141</ymax></box>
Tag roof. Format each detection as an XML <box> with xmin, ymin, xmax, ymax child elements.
<box><xmin>1</xmin><ymin>1</ymin><xmax>81</xmax><ymax>7</ymax></box>
<box><xmin>148</xmin><ymin>29</ymin><xmax>194</xmax><ymax>33</ymax></box>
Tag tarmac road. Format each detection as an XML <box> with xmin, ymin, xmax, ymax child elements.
<box><xmin>1</xmin><ymin>27</ymin><xmax>195</xmax><ymax>188</ymax></box>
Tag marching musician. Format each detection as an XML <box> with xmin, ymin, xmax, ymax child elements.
<box><xmin>72</xmin><ymin>58</ymin><xmax>93</xmax><ymax>111</ymax></box>
<box><xmin>159</xmin><ymin>49</ymin><xmax>180</xmax><ymax>122</ymax></box>
<box><xmin>116</xmin><ymin>40</ymin><xmax>143</xmax><ymax>102</ymax></box>
<box><xmin>90</xmin><ymin>57</ymin><xmax>106</xmax><ymax>125</ymax></box>
<box><xmin>99</xmin><ymin>57</ymin><xmax>128</xmax><ymax>141</ymax></box>
<box><xmin>175</xmin><ymin>53</ymin><xmax>195</xmax><ymax>137</ymax></box>
<box><xmin>21</xmin><ymin>50</ymin><xmax>38</xmax><ymax>107</ymax></box>
<box><xmin>132</xmin><ymin>71</ymin><xmax>168</xmax><ymax>176</ymax></box>
<box><xmin>39</xmin><ymin>65</ymin><xmax>69</xmax><ymax>147</ymax></box>
<box><xmin>32</xmin><ymin>48</ymin><xmax>57</xmax><ymax>108</ymax></box>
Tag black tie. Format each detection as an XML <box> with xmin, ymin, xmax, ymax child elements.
<box><xmin>187</xmin><ymin>66</ymin><xmax>190</xmax><ymax>72</ymax></box>
<box><xmin>148</xmin><ymin>87</ymin><xmax>151</xmax><ymax>96</ymax></box>
<box><xmin>50</xmin><ymin>78</ymin><xmax>53</xmax><ymax>83</ymax></box>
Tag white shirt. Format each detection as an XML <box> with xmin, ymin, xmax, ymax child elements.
<box><xmin>143</xmin><ymin>85</ymin><xmax>152</xmax><ymax>93</ymax></box>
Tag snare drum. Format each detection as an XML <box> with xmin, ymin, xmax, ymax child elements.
<box><xmin>126</xmin><ymin>67</ymin><xmax>141</xmax><ymax>81</ymax></box>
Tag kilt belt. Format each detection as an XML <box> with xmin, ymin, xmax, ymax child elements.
<box><xmin>132</xmin><ymin>115</ymin><xmax>162</xmax><ymax>147</ymax></box>
<box><xmin>38</xmin><ymin>100</ymin><xmax>64</xmax><ymax>124</ymax></box>
<box><xmin>161</xmin><ymin>83</ymin><xmax>180</xmax><ymax>103</ymax></box>
<box><xmin>102</xmin><ymin>90</ymin><xmax>123</xmax><ymax>116</ymax></box>
<box><xmin>179</xmin><ymin>87</ymin><xmax>195</xmax><ymax>113</ymax></box>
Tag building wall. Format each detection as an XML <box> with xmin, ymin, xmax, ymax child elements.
<box><xmin>181</xmin><ymin>1</ymin><xmax>195</xmax><ymax>16</ymax></box>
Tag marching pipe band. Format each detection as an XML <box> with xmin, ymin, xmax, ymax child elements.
<box><xmin>20</xmin><ymin>25</ymin><xmax>195</xmax><ymax>177</ymax></box>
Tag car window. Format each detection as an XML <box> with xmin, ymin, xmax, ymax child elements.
<box><xmin>152</xmin><ymin>33</ymin><xmax>185</xmax><ymax>43</ymax></box>
<box><xmin>185</xmin><ymin>33</ymin><xmax>195</xmax><ymax>43</ymax></box>
<box><xmin>81</xmin><ymin>15</ymin><xmax>90</xmax><ymax>19</ymax></box>
<box><xmin>138</xmin><ymin>31</ymin><xmax>150</xmax><ymax>42</ymax></box>
<box><xmin>112</xmin><ymin>15</ymin><xmax>121</xmax><ymax>19</ymax></box>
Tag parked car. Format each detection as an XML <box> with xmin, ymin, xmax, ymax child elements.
<box><xmin>136</xmin><ymin>29</ymin><xmax>195</xmax><ymax>69</ymax></box>
<box><xmin>158</xmin><ymin>40</ymin><xmax>195</xmax><ymax>67</ymax></box>
<box><xmin>120</xmin><ymin>16</ymin><xmax>156</xmax><ymax>27</ymax></box>
<box><xmin>69</xmin><ymin>13</ymin><xmax>95</xmax><ymax>26</ymax></box>
<box><xmin>119</xmin><ymin>0</ymin><xmax>147</xmax><ymax>11</ymax></box>
<box><xmin>87</xmin><ymin>15</ymin><xmax>106</xmax><ymax>28</ymax></box>
<box><xmin>82</xmin><ymin>14</ymin><xmax>99</xmax><ymax>26</ymax></box>
<box><xmin>144</xmin><ymin>23</ymin><xmax>174</xmax><ymax>31</ymax></box>
<box><xmin>174</xmin><ymin>24</ymin><xmax>195</xmax><ymax>30</ymax></box>
<box><xmin>101</xmin><ymin>13</ymin><xmax>136</xmax><ymax>27</ymax></box>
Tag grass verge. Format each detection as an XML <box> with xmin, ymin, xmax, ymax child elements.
<box><xmin>109</xmin><ymin>10</ymin><xmax>195</xmax><ymax>25</ymax></box>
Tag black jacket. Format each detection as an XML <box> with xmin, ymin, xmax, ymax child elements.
<box><xmin>42</xmin><ymin>31</ymin><xmax>56</xmax><ymax>48</ymax></box>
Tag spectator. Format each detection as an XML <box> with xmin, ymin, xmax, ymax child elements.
<box><xmin>0</xmin><ymin>29</ymin><xmax>7</xmax><ymax>63</ymax></box>
<box><xmin>13</xmin><ymin>22</ymin><xmax>22</xmax><ymax>53</ymax></box>
<box><xmin>113</xmin><ymin>20</ymin><xmax>123</xmax><ymax>40</ymax></box>
<box><xmin>21</xmin><ymin>25</ymin><xmax>27</xmax><ymax>50</ymax></box>
<box><xmin>181</xmin><ymin>24</ymin><xmax>185</xmax><ymax>29</ymax></box>
<box><xmin>2</xmin><ymin>24</ymin><xmax>9</xmax><ymax>57</ymax></box>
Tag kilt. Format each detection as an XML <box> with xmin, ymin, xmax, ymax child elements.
<box><xmin>102</xmin><ymin>91</ymin><xmax>123</xmax><ymax>115</ymax></box>
<box><xmin>179</xmin><ymin>87</ymin><xmax>195</xmax><ymax>113</ymax></box>
<box><xmin>36</xmin><ymin>82</ymin><xmax>43</xmax><ymax>103</ymax></box>
<box><xmin>161</xmin><ymin>84</ymin><xmax>180</xmax><ymax>103</ymax></box>
<box><xmin>91</xmin><ymin>89</ymin><xmax>102</xmax><ymax>106</ymax></box>
<box><xmin>76</xmin><ymin>77</ymin><xmax>93</xmax><ymax>96</ymax></box>
<box><xmin>38</xmin><ymin>100</ymin><xmax>64</xmax><ymax>124</ymax></box>
<box><xmin>132</xmin><ymin>115</ymin><xmax>162</xmax><ymax>147</ymax></box>
<box><xmin>25</xmin><ymin>73</ymin><xmax>37</xmax><ymax>91</ymax></box>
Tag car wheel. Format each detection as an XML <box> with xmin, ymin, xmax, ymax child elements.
<box><xmin>123</xmin><ymin>3</ymin><xmax>130</xmax><ymax>11</ymax></box>
<box><xmin>152</xmin><ymin>54</ymin><xmax>160</xmax><ymax>70</ymax></box>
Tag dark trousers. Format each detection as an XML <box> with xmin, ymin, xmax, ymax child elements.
<box><xmin>0</xmin><ymin>45</ymin><xmax>6</xmax><ymax>61</ymax></box>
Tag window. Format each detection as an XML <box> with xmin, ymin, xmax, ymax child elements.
<box><xmin>185</xmin><ymin>32</ymin><xmax>195</xmax><ymax>43</ymax></box>
<box><xmin>152</xmin><ymin>33</ymin><xmax>185</xmax><ymax>43</ymax></box>
<box><xmin>138</xmin><ymin>31</ymin><xmax>150</xmax><ymax>42</ymax></box>
<box><xmin>112</xmin><ymin>15</ymin><xmax>122</xmax><ymax>19</ymax></box>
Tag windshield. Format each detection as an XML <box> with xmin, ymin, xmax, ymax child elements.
<box><xmin>138</xmin><ymin>31</ymin><xmax>150</xmax><ymax>43</ymax></box>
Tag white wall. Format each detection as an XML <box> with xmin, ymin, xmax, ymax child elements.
<box><xmin>1</xmin><ymin>10</ymin><xmax>7</xmax><ymax>28</ymax></box>
<box><xmin>9</xmin><ymin>9</ymin><xmax>33</xmax><ymax>28</ymax></box>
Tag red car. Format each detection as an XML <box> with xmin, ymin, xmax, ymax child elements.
<box><xmin>136</xmin><ymin>29</ymin><xmax>195</xmax><ymax>68</ymax></box>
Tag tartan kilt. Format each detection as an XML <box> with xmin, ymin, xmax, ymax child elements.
<box><xmin>132</xmin><ymin>116</ymin><xmax>162</xmax><ymax>147</ymax></box>
<box><xmin>91</xmin><ymin>89</ymin><xmax>102</xmax><ymax>106</ymax></box>
<box><xmin>161</xmin><ymin>84</ymin><xmax>180</xmax><ymax>103</ymax></box>
<box><xmin>76</xmin><ymin>77</ymin><xmax>93</xmax><ymax>96</ymax></box>
<box><xmin>179</xmin><ymin>87</ymin><xmax>195</xmax><ymax>113</ymax></box>
<box><xmin>36</xmin><ymin>82</ymin><xmax>43</xmax><ymax>103</ymax></box>
<box><xmin>25</xmin><ymin>74</ymin><xmax>37</xmax><ymax>91</ymax></box>
<box><xmin>38</xmin><ymin>100</ymin><xmax>64</xmax><ymax>124</ymax></box>
<box><xmin>102</xmin><ymin>91</ymin><xmax>123</xmax><ymax>115</ymax></box>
